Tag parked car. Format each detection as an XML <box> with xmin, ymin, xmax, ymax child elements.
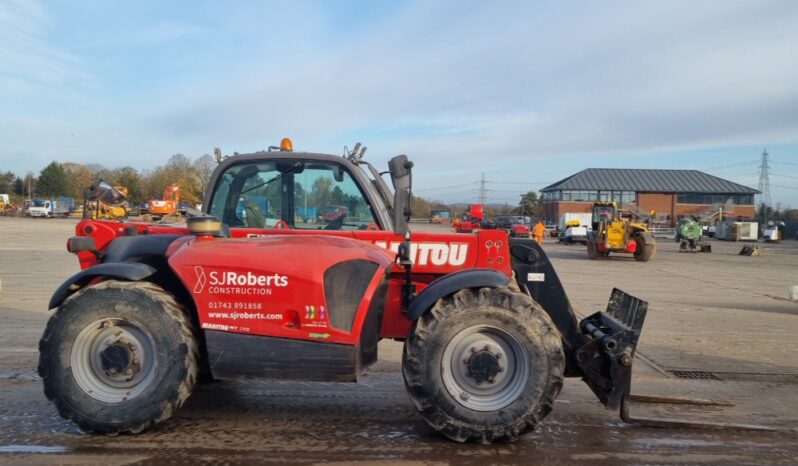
<box><xmin>494</xmin><ymin>216</ymin><xmax>531</xmax><ymax>238</ymax></box>
<box><xmin>319</xmin><ymin>205</ymin><xmax>348</xmax><ymax>221</ymax></box>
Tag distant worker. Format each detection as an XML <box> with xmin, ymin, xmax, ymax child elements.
<box><xmin>533</xmin><ymin>220</ymin><xmax>545</xmax><ymax>245</ymax></box>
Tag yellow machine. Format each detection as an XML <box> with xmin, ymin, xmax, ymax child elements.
<box><xmin>0</xmin><ymin>194</ymin><xmax>13</xmax><ymax>215</ymax></box>
<box><xmin>93</xmin><ymin>186</ymin><xmax>129</xmax><ymax>219</ymax></box>
<box><xmin>83</xmin><ymin>182</ymin><xmax>129</xmax><ymax>220</ymax></box>
<box><xmin>586</xmin><ymin>202</ymin><xmax>656</xmax><ymax>261</ymax></box>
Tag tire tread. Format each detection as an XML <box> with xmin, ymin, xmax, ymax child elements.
<box><xmin>38</xmin><ymin>280</ymin><xmax>198</xmax><ymax>435</ymax></box>
<box><xmin>403</xmin><ymin>287</ymin><xmax>564</xmax><ymax>443</ymax></box>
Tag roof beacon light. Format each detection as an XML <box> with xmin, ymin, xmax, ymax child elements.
<box><xmin>280</xmin><ymin>138</ymin><xmax>293</xmax><ymax>152</ymax></box>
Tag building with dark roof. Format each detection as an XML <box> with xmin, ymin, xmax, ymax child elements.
<box><xmin>540</xmin><ymin>168</ymin><xmax>759</xmax><ymax>226</ymax></box>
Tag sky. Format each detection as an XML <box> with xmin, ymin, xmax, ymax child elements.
<box><xmin>1</xmin><ymin>0</ymin><xmax>797</xmax><ymax>206</ymax></box>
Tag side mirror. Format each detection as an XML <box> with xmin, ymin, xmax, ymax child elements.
<box><xmin>388</xmin><ymin>155</ymin><xmax>413</xmax><ymax>236</ymax></box>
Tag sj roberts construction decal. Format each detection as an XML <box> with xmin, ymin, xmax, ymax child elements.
<box><xmin>373</xmin><ymin>241</ymin><xmax>469</xmax><ymax>266</ymax></box>
<box><xmin>193</xmin><ymin>266</ymin><xmax>289</xmax><ymax>295</ymax></box>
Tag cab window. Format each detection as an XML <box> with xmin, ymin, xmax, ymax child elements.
<box><xmin>209</xmin><ymin>160</ymin><xmax>378</xmax><ymax>230</ymax></box>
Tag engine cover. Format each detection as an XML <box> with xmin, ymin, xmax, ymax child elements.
<box><xmin>168</xmin><ymin>234</ymin><xmax>393</xmax><ymax>346</ymax></box>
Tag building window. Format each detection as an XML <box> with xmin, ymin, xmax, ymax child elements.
<box><xmin>568</xmin><ymin>190</ymin><xmax>594</xmax><ymax>201</ymax></box>
<box><xmin>597</xmin><ymin>191</ymin><xmax>635</xmax><ymax>204</ymax></box>
<box><xmin>676</xmin><ymin>193</ymin><xmax>754</xmax><ymax>205</ymax></box>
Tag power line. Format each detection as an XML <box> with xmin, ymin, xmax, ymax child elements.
<box><xmin>772</xmin><ymin>184</ymin><xmax>798</xmax><ymax>190</ymax></box>
<box><xmin>483</xmin><ymin>189</ymin><xmax>528</xmax><ymax>194</ymax></box>
<box><xmin>772</xmin><ymin>160</ymin><xmax>798</xmax><ymax>167</ymax></box>
<box><xmin>728</xmin><ymin>172</ymin><xmax>760</xmax><ymax>179</ymax></box>
<box><xmin>485</xmin><ymin>181</ymin><xmax>552</xmax><ymax>185</ymax></box>
<box><xmin>415</xmin><ymin>182</ymin><xmax>476</xmax><ymax>192</ymax></box>
<box><xmin>701</xmin><ymin>160</ymin><xmax>759</xmax><ymax>171</ymax></box>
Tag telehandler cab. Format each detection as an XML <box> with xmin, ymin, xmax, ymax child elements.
<box><xmin>40</xmin><ymin>140</ymin><xmax>649</xmax><ymax>443</ymax></box>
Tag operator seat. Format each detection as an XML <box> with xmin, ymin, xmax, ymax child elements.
<box><xmin>242</xmin><ymin>200</ymin><xmax>266</xmax><ymax>228</ymax></box>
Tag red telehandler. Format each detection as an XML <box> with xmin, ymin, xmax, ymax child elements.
<box><xmin>39</xmin><ymin>140</ymin><xmax>648</xmax><ymax>443</ymax></box>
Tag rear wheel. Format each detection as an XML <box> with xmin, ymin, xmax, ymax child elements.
<box><xmin>403</xmin><ymin>288</ymin><xmax>564</xmax><ymax>443</ymax></box>
<box><xmin>38</xmin><ymin>280</ymin><xmax>198</xmax><ymax>434</ymax></box>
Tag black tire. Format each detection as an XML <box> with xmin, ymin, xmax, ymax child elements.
<box><xmin>38</xmin><ymin>280</ymin><xmax>198</xmax><ymax>434</ymax></box>
<box><xmin>634</xmin><ymin>232</ymin><xmax>656</xmax><ymax>262</ymax></box>
<box><xmin>402</xmin><ymin>288</ymin><xmax>564</xmax><ymax>443</ymax></box>
<box><xmin>587</xmin><ymin>238</ymin><xmax>599</xmax><ymax>259</ymax></box>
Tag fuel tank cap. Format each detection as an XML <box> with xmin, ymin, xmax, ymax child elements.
<box><xmin>187</xmin><ymin>215</ymin><xmax>223</xmax><ymax>237</ymax></box>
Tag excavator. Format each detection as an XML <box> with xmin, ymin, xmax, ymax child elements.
<box><xmin>148</xmin><ymin>183</ymin><xmax>180</xmax><ymax>220</ymax></box>
<box><xmin>586</xmin><ymin>202</ymin><xmax>656</xmax><ymax>261</ymax></box>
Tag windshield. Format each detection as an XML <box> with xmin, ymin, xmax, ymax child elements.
<box><xmin>209</xmin><ymin>160</ymin><xmax>380</xmax><ymax>231</ymax></box>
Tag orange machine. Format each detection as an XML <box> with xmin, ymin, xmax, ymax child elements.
<box><xmin>148</xmin><ymin>183</ymin><xmax>180</xmax><ymax>218</ymax></box>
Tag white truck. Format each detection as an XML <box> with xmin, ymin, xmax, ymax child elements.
<box><xmin>558</xmin><ymin>212</ymin><xmax>592</xmax><ymax>244</ymax></box>
<box><xmin>26</xmin><ymin>197</ymin><xmax>75</xmax><ymax>218</ymax></box>
<box><xmin>762</xmin><ymin>221</ymin><xmax>785</xmax><ymax>243</ymax></box>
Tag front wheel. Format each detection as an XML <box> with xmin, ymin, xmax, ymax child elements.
<box><xmin>38</xmin><ymin>280</ymin><xmax>198</xmax><ymax>434</ymax></box>
<box><xmin>587</xmin><ymin>238</ymin><xmax>599</xmax><ymax>259</ymax></box>
<box><xmin>634</xmin><ymin>232</ymin><xmax>656</xmax><ymax>262</ymax></box>
<box><xmin>402</xmin><ymin>288</ymin><xmax>564</xmax><ymax>443</ymax></box>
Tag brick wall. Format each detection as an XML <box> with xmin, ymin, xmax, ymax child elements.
<box><xmin>637</xmin><ymin>193</ymin><xmax>676</xmax><ymax>222</ymax></box>
<box><xmin>543</xmin><ymin>194</ymin><xmax>756</xmax><ymax>226</ymax></box>
<box><xmin>541</xmin><ymin>200</ymin><xmax>592</xmax><ymax>221</ymax></box>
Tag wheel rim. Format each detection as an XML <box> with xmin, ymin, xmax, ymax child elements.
<box><xmin>441</xmin><ymin>325</ymin><xmax>530</xmax><ymax>412</ymax></box>
<box><xmin>70</xmin><ymin>318</ymin><xmax>158</xmax><ymax>403</ymax></box>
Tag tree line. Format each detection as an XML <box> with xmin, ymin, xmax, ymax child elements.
<box><xmin>0</xmin><ymin>153</ymin><xmax>215</xmax><ymax>206</ymax></box>
<box><xmin>0</xmin><ymin>155</ymin><xmax>543</xmax><ymax>218</ymax></box>
<box><xmin>412</xmin><ymin>191</ymin><xmax>542</xmax><ymax>219</ymax></box>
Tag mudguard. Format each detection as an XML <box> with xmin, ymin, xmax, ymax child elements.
<box><xmin>48</xmin><ymin>262</ymin><xmax>157</xmax><ymax>309</ymax></box>
<box><xmin>103</xmin><ymin>234</ymin><xmax>184</xmax><ymax>263</ymax></box>
<box><xmin>406</xmin><ymin>268</ymin><xmax>509</xmax><ymax>320</ymax></box>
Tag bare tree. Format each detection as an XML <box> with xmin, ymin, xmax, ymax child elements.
<box><xmin>193</xmin><ymin>154</ymin><xmax>215</xmax><ymax>191</ymax></box>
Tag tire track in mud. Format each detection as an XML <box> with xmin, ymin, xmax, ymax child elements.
<box><xmin>3</xmin><ymin>377</ymin><xmax>798</xmax><ymax>465</ymax></box>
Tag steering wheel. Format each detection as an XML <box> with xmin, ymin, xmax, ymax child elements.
<box><xmin>273</xmin><ymin>219</ymin><xmax>290</xmax><ymax>229</ymax></box>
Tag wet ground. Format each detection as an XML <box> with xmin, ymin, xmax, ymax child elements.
<box><xmin>1</xmin><ymin>217</ymin><xmax>797</xmax><ymax>465</ymax></box>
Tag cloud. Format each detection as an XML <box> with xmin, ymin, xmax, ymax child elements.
<box><xmin>142</xmin><ymin>1</ymin><xmax>798</xmax><ymax>162</ymax></box>
<box><xmin>1</xmin><ymin>0</ymin><xmax>796</xmax><ymax>205</ymax></box>
<box><xmin>0</xmin><ymin>0</ymin><xmax>91</xmax><ymax>89</ymax></box>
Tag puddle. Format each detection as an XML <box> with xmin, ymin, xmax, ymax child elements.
<box><xmin>0</xmin><ymin>445</ymin><xmax>71</xmax><ymax>453</ymax></box>
<box><xmin>0</xmin><ymin>370</ymin><xmax>40</xmax><ymax>381</ymax></box>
